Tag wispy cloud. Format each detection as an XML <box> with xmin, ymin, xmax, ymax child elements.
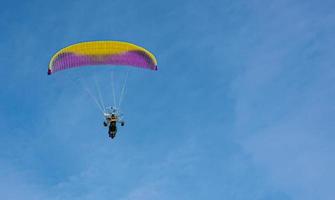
<box><xmin>231</xmin><ymin>1</ymin><xmax>335</xmax><ymax>199</ymax></box>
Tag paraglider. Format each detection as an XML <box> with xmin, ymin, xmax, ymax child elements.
<box><xmin>48</xmin><ymin>41</ymin><xmax>157</xmax><ymax>139</ymax></box>
<box><xmin>103</xmin><ymin>106</ymin><xmax>125</xmax><ymax>139</ymax></box>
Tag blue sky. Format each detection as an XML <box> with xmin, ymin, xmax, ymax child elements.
<box><xmin>1</xmin><ymin>0</ymin><xmax>335</xmax><ymax>199</ymax></box>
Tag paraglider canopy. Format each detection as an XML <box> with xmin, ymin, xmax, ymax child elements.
<box><xmin>48</xmin><ymin>41</ymin><xmax>158</xmax><ymax>75</ymax></box>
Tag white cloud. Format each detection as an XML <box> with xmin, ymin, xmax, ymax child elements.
<box><xmin>232</xmin><ymin>1</ymin><xmax>335</xmax><ymax>199</ymax></box>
